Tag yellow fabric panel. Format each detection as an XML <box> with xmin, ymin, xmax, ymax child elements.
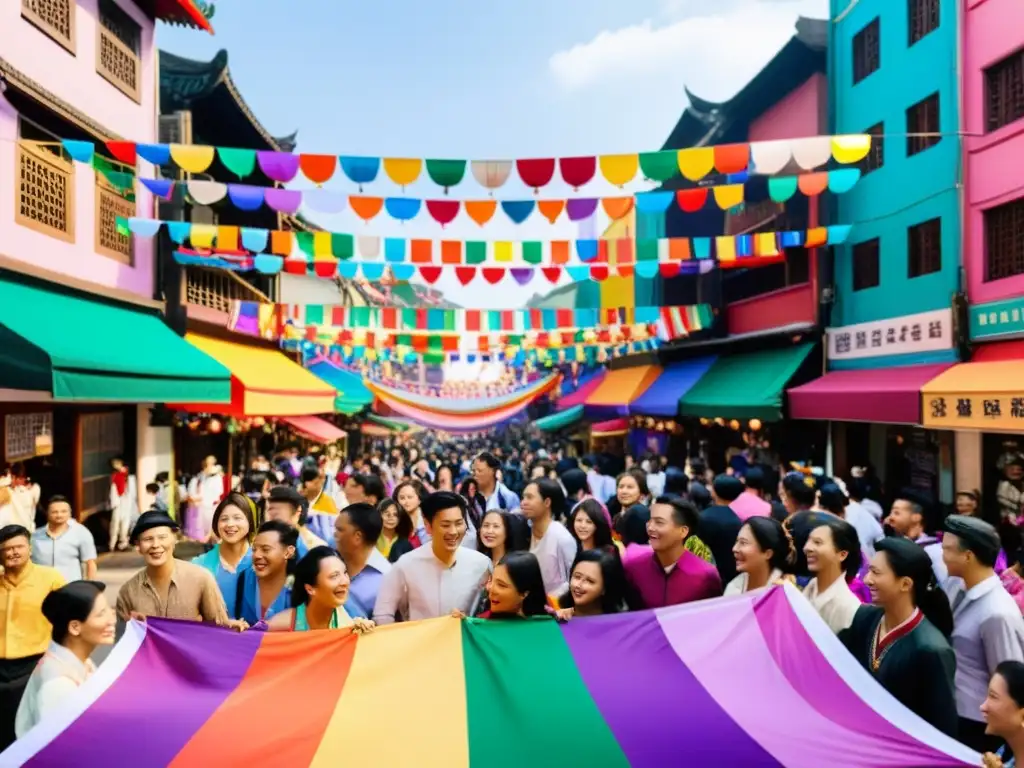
<box><xmin>585</xmin><ymin>365</ymin><xmax>662</xmax><ymax>407</ymax></box>
<box><xmin>601</xmin><ymin>275</ymin><xmax>634</xmax><ymax>309</ymax></box>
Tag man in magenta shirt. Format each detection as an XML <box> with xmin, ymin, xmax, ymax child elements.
<box><xmin>728</xmin><ymin>466</ymin><xmax>772</xmax><ymax>522</ymax></box>
<box><xmin>623</xmin><ymin>496</ymin><xmax>722</xmax><ymax>608</ymax></box>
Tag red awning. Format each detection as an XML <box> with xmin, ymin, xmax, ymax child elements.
<box><xmin>281</xmin><ymin>416</ymin><xmax>346</xmax><ymax>443</ymax></box>
<box><xmin>591</xmin><ymin>417</ymin><xmax>629</xmax><ymax>437</ymax></box>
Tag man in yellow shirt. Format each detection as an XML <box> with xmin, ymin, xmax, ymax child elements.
<box><xmin>0</xmin><ymin>524</ymin><xmax>64</xmax><ymax>749</ymax></box>
<box><xmin>301</xmin><ymin>466</ymin><xmax>338</xmax><ymax>545</ymax></box>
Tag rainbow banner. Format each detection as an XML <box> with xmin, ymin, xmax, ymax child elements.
<box><xmin>4</xmin><ymin>586</ymin><xmax>976</xmax><ymax>767</ymax></box>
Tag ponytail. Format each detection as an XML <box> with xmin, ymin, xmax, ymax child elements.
<box><xmin>876</xmin><ymin>536</ymin><xmax>953</xmax><ymax>638</ymax></box>
<box><xmin>915</xmin><ymin>575</ymin><xmax>954</xmax><ymax>639</ymax></box>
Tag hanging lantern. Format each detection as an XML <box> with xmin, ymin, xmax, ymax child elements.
<box><xmin>252</xmin><ymin>417</ymin><xmax>266</xmax><ymax>428</ymax></box>
<box><xmin>729</xmin><ymin>419</ymin><xmax>740</xmax><ymax>431</ymax></box>
<box><xmin>645</xmin><ymin>417</ymin><xmax>655</xmax><ymax>428</ymax></box>
<box><xmin>263</xmin><ymin>423</ymin><xmax>274</xmax><ymax>434</ymax></box>
<box><xmin>714</xmin><ymin>418</ymin><xmax>725</xmax><ymax>427</ymax></box>
<box><xmin>187</xmin><ymin>419</ymin><xmax>200</xmax><ymax>431</ymax></box>
<box><xmin>748</xmin><ymin>418</ymin><xmax>762</xmax><ymax>431</ymax></box>
<box><xmin>655</xmin><ymin>421</ymin><xmax>665</xmax><ymax>432</ymax></box>
<box><xmin>699</xmin><ymin>418</ymin><xmax>710</xmax><ymax>426</ymax></box>
<box><xmin>207</xmin><ymin>418</ymin><xmax>223</xmax><ymax>434</ymax></box>
<box><xmin>666</xmin><ymin>421</ymin><xmax>676</xmax><ymax>432</ymax></box>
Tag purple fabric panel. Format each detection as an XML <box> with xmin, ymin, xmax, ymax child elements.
<box><xmin>256</xmin><ymin>151</ymin><xmax>300</xmax><ymax>183</ymax></box>
<box><xmin>562</xmin><ymin>610</ymin><xmax>780</xmax><ymax>767</ymax></box>
<box><xmin>264</xmin><ymin>188</ymin><xmax>303</xmax><ymax>214</ymax></box>
<box><xmin>27</xmin><ymin>620</ymin><xmax>262</xmax><ymax>767</ymax></box>
<box><xmin>566</xmin><ymin>198</ymin><xmax>599</xmax><ymax>221</ymax></box>
<box><xmin>659</xmin><ymin>589</ymin><xmax>924</xmax><ymax>768</ymax></box>
<box><xmin>755</xmin><ymin>591</ymin><xmax>971</xmax><ymax>767</ymax></box>
<box><xmin>788</xmin><ymin>364</ymin><xmax>952</xmax><ymax>423</ymax></box>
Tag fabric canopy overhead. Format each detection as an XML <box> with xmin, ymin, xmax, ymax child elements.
<box><xmin>360</xmin><ymin>423</ymin><xmax>394</xmax><ymax>437</ymax></box>
<box><xmin>0</xmin><ymin>277</ymin><xmax>230</xmax><ymax>403</ymax></box>
<box><xmin>630</xmin><ymin>357</ymin><xmax>717</xmax><ymax>417</ymax></box>
<box><xmin>365</xmin><ymin>374</ymin><xmax>559</xmax><ymax>416</ymax></box>
<box><xmin>591</xmin><ymin>418</ymin><xmax>629</xmax><ymax>437</ymax></box>
<box><xmin>679</xmin><ymin>344</ymin><xmax>814</xmax><ymax>421</ymax></box>
<box><xmin>372</xmin><ymin>393</ymin><xmax>541</xmax><ymax>433</ymax></box>
<box><xmin>556</xmin><ymin>370</ymin><xmax>607</xmax><ymax>410</ymax></box>
<box><xmin>584</xmin><ymin>365</ymin><xmax>662</xmax><ymax>416</ymax></box>
<box><xmin>789</xmin><ymin>364</ymin><xmax>953</xmax><ymax>425</ymax></box>
<box><xmin>921</xmin><ymin>341</ymin><xmax>1024</xmax><ymax>432</ymax></box>
<box><xmin>5</xmin><ymin>586</ymin><xmax>977</xmax><ymax>767</ymax></box>
<box><xmin>366</xmin><ymin>413</ymin><xmax>410</xmax><ymax>433</ymax></box>
<box><xmin>280</xmin><ymin>416</ymin><xmax>346</xmax><ymax>443</ymax></box>
<box><xmin>171</xmin><ymin>334</ymin><xmax>335</xmax><ymax>417</ymax></box>
<box><xmin>535</xmin><ymin>405</ymin><xmax>584</xmax><ymax>433</ymax></box>
<box><xmin>306</xmin><ymin>357</ymin><xmax>373</xmax><ymax>415</ymax></box>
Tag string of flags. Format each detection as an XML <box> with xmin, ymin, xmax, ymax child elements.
<box><xmin>134</xmin><ymin>168</ymin><xmax>861</xmax><ymax>224</ymax></box>
<box><xmin>59</xmin><ymin>134</ymin><xmax>871</xmax><ymax>192</ymax></box>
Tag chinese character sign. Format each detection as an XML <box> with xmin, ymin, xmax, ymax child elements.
<box><xmin>923</xmin><ymin>393</ymin><xmax>1024</xmax><ymax>431</ymax></box>
<box><xmin>827</xmin><ymin>309</ymin><xmax>953</xmax><ymax>362</ymax></box>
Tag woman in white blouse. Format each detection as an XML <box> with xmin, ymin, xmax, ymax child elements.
<box><xmin>15</xmin><ymin>581</ymin><xmax>115</xmax><ymax>738</ymax></box>
<box><xmin>725</xmin><ymin>517</ymin><xmax>795</xmax><ymax>595</ymax></box>
<box><xmin>802</xmin><ymin>517</ymin><xmax>863</xmax><ymax>634</ymax></box>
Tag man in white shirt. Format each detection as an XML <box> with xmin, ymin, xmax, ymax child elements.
<box><xmin>472</xmin><ymin>453</ymin><xmax>520</xmax><ymax>512</ymax></box>
<box><xmin>373</xmin><ymin>492</ymin><xmax>491</xmax><ymax>624</ymax></box>
<box><xmin>522</xmin><ymin>479</ymin><xmax>577</xmax><ymax>596</ymax></box>
<box><xmin>885</xmin><ymin>492</ymin><xmax>946</xmax><ymax>586</ymax></box>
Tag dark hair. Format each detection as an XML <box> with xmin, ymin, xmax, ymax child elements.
<box><xmin>846</xmin><ymin>477</ymin><xmax>870</xmax><ymax>501</ymax></box>
<box><xmin>617</xmin><ymin>468</ymin><xmax>650</xmax><ymax>498</ymax></box>
<box><xmin>475</xmin><ymin>452</ymin><xmax>501</xmax><ymax>471</ymax></box>
<box><xmin>558</xmin><ymin>547</ymin><xmax>628</xmax><ymax>614</ymax></box>
<box><xmin>255</xmin><ymin>519</ymin><xmax>300</xmax><ymax>569</ymax></box>
<box><xmin>744</xmin><ymin>467</ymin><xmax>766</xmax><ymax>493</ymax></box>
<box><xmin>712</xmin><ymin>474</ymin><xmax>744</xmax><ymax>503</ymax></box>
<box><xmin>145</xmin><ymin>483</ymin><xmax>160</xmax><ymax>495</ymax></box>
<box><xmin>741</xmin><ymin>517</ymin><xmax>794</xmax><ymax>573</ymax></box>
<box><xmin>494</xmin><ymin>552</ymin><xmax>548</xmax><ymax>617</ymax></box>
<box><xmin>687</xmin><ymin>483</ymin><xmax>712</xmax><ymax>511</ymax></box>
<box><xmin>377</xmin><ymin>498</ymin><xmax>413</xmax><ymax>541</ymax></box>
<box><xmin>875</xmin><ymin>537</ymin><xmax>953</xmax><ymax>638</ymax></box>
<box><xmin>527</xmin><ymin>478</ymin><xmax>567</xmax><ymax>520</ymax></box>
<box><xmin>42</xmin><ymin>580</ymin><xmax>107</xmax><ymax>644</ymax></box>
<box><xmin>300</xmin><ymin>466</ymin><xmax>321</xmax><ymax>485</ymax></box>
<box><xmin>568</xmin><ymin>499</ymin><xmax>613</xmax><ymax>551</ymax></box>
<box><xmin>560</xmin><ymin>468</ymin><xmax>590</xmax><ymax>499</ymax></box>
<box><xmin>392</xmin><ymin>480</ymin><xmax>425</xmax><ymax>508</ymax></box>
<box><xmin>212</xmin><ymin>492</ymin><xmax>256</xmax><ymax>543</ymax></box>
<box><xmin>0</xmin><ymin>525</ymin><xmax>30</xmax><ymax>546</ymax></box>
<box><xmin>46</xmin><ymin>494</ymin><xmax>71</xmax><ymax>509</ymax></box>
<box><xmin>476</xmin><ymin>510</ymin><xmax>530</xmax><ymax>558</ymax></box>
<box><xmin>290</xmin><ymin>546</ymin><xmax>343</xmax><ymax>608</ymax></box>
<box><xmin>688</xmin><ymin>457</ymin><xmax>707</xmax><ymax>478</ymax></box>
<box><xmin>817</xmin><ymin>483</ymin><xmax>848</xmax><ymax>517</ymax></box>
<box><xmin>616</xmin><ymin>503</ymin><xmax>650</xmax><ymax>546</ymax></box>
<box><xmin>810</xmin><ymin>517</ymin><xmax>863</xmax><ymax>581</ymax></box>
<box><xmin>653</xmin><ymin>495</ymin><xmax>699</xmax><ymax>539</ymax></box>
<box><xmin>994</xmin><ymin>660</ymin><xmax>1024</xmax><ymax>708</ymax></box>
<box><xmin>341</xmin><ymin>502</ymin><xmax>383</xmax><ymax>546</ymax></box>
<box><xmin>267</xmin><ymin>485</ymin><xmax>308</xmax><ymax>525</ymax></box>
<box><xmin>349</xmin><ymin>473</ymin><xmax>385</xmax><ymax>503</ymax></box>
<box><xmin>663</xmin><ymin>466</ymin><xmax>688</xmax><ymax>496</ymax></box>
<box><xmin>422</xmin><ymin>491</ymin><xmax>468</xmax><ymax>525</ymax></box>
<box><xmin>782</xmin><ymin>472</ymin><xmax>817</xmax><ymax>508</ymax></box>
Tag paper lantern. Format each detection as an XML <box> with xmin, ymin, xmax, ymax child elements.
<box><xmin>207</xmin><ymin>418</ymin><xmax>223</xmax><ymax>434</ymax></box>
<box><xmin>714</xmin><ymin>418</ymin><xmax>725</xmax><ymax>427</ymax></box>
<box><xmin>729</xmin><ymin>420</ymin><xmax>740</xmax><ymax>431</ymax></box>
<box><xmin>749</xmin><ymin>419</ymin><xmax>762</xmax><ymax>431</ymax></box>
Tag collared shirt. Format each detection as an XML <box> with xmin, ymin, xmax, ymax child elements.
<box><xmin>917</xmin><ymin>534</ymin><xmax>948</xmax><ymax>586</ymax></box>
<box><xmin>346</xmin><ymin>547</ymin><xmax>392</xmax><ymax>619</ymax></box>
<box><xmin>729</xmin><ymin>492</ymin><xmax>771</xmax><ymax>522</ymax></box>
<box><xmin>31</xmin><ymin>521</ymin><xmax>98</xmax><ymax>583</ymax></box>
<box><xmin>0</xmin><ymin>563</ymin><xmax>65</xmax><ymax>659</ymax></box>
<box><xmin>191</xmin><ymin>544</ymin><xmax>252</xmax><ymax>612</ymax></box>
<box><xmin>945</xmin><ymin>573</ymin><xmax>1024</xmax><ymax>721</ymax></box>
<box><xmin>373</xmin><ymin>544</ymin><xmax>492</xmax><ymax>625</ymax></box>
<box><xmin>725</xmin><ymin>568</ymin><xmax>784</xmax><ymax>596</ymax></box>
<box><xmin>529</xmin><ymin>520</ymin><xmax>577</xmax><ymax>596</ymax></box>
<box><xmin>115</xmin><ymin>560</ymin><xmax>229</xmax><ymax>625</ymax></box>
<box><xmin>235</xmin><ymin>567</ymin><xmax>291</xmax><ymax>625</ymax></box>
<box><xmin>803</xmin><ymin>575</ymin><xmax>860</xmax><ymax>634</ymax></box>
<box><xmin>484</xmin><ymin>483</ymin><xmax>520</xmax><ymax>513</ymax></box>
<box><xmin>15</xmin><ymin>641</ymin><xmax>95</xmax><ymax>738</ymax></box>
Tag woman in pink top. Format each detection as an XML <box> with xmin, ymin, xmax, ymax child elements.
<box><xmin>728</xmin><ymin>467</ymin><xmax>772</xmax><ymax>521</ymax></box>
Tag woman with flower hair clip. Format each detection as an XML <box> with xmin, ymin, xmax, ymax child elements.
<box><xmin>725</xmin><ymin>516</ymin><xmax>795</xmax><ymax>595</ymax></box>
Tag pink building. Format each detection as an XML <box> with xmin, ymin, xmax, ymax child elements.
<box><xmin>963</xmin><ymin>0</ymin><xmax>1024</xmax><ymax>308</ymax></box>
<box><xmin>0</xmin><ymin>1</ymin><xmax>216</xmax><ymax>520</ymax></box>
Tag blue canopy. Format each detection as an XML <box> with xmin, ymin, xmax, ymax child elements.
<box><xmin>630</xmin><ymin>356</ymin><xmax>717</xmax><ymax>417</ymax></box>
<box><xmin>307</xmin><ymin>359</ymin><xmax>373</xmax><ymax>414</ymax></box>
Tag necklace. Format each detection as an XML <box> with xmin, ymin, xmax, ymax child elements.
<box><xmin>869</xmin><ymin>609</ymin><xmax>922</xmax><ymax>671</ymax></box>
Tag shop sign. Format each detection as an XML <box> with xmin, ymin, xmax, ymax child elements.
<box><xmin>923</xmin><ymin>393</ymin><xmax>1024</xmax><ymax>432</ymax></box>
<box><xmin>826</xmin><ymin>309</ymin><xmax>953</xmax><ymax>362</ymax></box>
<box><xmin>969</xmin><ymin>298</ymin><xmax>1024</xmax><ymax>341</ymax></box>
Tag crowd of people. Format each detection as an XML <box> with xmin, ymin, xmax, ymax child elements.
<box><xmin>7</xmin><ymin>429</ymin><xmax>1024</xmax><ymax>766</ymax></box>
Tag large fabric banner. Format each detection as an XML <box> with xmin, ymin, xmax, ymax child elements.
<box><xmin>4</xmin><ymin>585</ymin><xmax>976</xmax><ymax>767</ymax></box>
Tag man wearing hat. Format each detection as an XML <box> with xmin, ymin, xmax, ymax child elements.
<box><xmin>115</xmin><ymin>510</ymin><xmax>238</xmax><ymax>628</ymax></box>
<box><xmin>264</xmin><ymin>485</ymin><xmax>326</xmax><ymax>557</ymax></box>
<box><xmin>942</xmin><ymin>514</ymin><xmax>1024</xmax><ymax>752</ymax></box>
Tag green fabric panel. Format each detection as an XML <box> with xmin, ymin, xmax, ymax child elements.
<box><xmin>331</xmin><ymin>233</ymin><xmax>354</xmax><ymax>260</ymax></box>
<box><xmin>352</xmin><ymin>307</ymin><xmax>371</xmax><ymax>328</ymax></box>
<box><xmin>295</xmin><ymin>232</ymin><xmax>315</xmax><ymax>256</ymax></box>
<box><xmin>487</xmin><ymin>310</ymin><xmax>502</xmax><ymax>331</ymax></box>
<box><xmin>465</xmin><ymin>242</ymin><xmax>487</xmax><ymax>265</ymax></box>
<box><xmin>636</xmin><ymin>239</ymin><xmax>658</xmax><ymax>262</ymax></box>
<box><xmin>521</xmin><ymin>242</ymin><xmax>543</xmax><ymax>265</ymax></box>
<box><xmin>367</xmin><ymin>414</ymin><xmax>409</xmax><ymax>431</ymax></box>
<box><xmin>574</xmin><ymin>282</ymin><xmax>601</xmax><ymax>309</ymax></box>
<box><xmin>768</xmin><ymin>176</ymin><xmax>798</xmax><ymax>203</ymax></box>
<box><xmin>305</xmin><ymin>305</ymin><xmax>324</xmax><ymax>325</ymax></box>
<box><xmin>427</xmin><ymin>335</ymin><xmax>442</xmax><ymax>351</ymax></box>
<box><xmin>443</xmin><ymin>310</ymin><xmax>456</xmax><ymax>332</ymax></box>
<box><xmin>401</xmin><ymin>308</ymin><xmax>416</xmax><ymax>329</ymax></box>
<box><xmin>396</xmin><ymin>334</ymin><xmax>411</xmax><ymax>346</ymax></box>
<box><xmin>334</xmin><ymin>397</ymin><xmax>364</xmax><ymax>415</ymax></box>
<box><xmin>462</xmin><ymin>618</ymin><xmax>628</xmax><ymax>768</ymax></box>
<box><xmin>638</xmin><ymin>150</ymin><xmax>678</xmax><ymax>182</ymax></box>
<box><xmin>218</xmin><ymin>147</ymin><xmax>256</xmax><ymax>178</ymax></box>
<box><xmin>0</xmin><ymin>277</ymin><xmax>230</xmax><ymax>402</ymax></box>
<box><xmin>425</xmin><ymin>159</ymin><xmax>467</xmax><ymax>189</ymax></box>
<box><xmin>534</xmin><ymin>404</ymin><xmax>584</xmax><ymax>432</ymax></box>
<box><xmin>423</xmin><ymin>352</ymin><xmax>444</xmax><ymax>365</ymax></box>
<box><xmin>637</xmin><ymin>209</ymin><xmax>665</xmax><ymax>239</ymax></box>
<box><xmin>678</xmin><ymin>343</ymin><xmax>814</xmax><ymax>421</ymax></box>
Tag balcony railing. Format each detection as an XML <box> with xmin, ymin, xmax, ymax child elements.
<box><xmin>94</xmin><ymin>175</ymin><xmax>134</xmax><ymax>264</ymax></box>
<box><xmin>21</xmin><ymin>0</ymin><xmax>75</xmax><ymax>54</ymax></box>
<box><xmin>16</xmin><ymin>140</ymin><xmax>75</xmax><ymax>243</ymax></box>
<box><xmin>96</xmin><ymin>24</ymin><xmax>140</xmax><ymax>103</ymax></box>
<box><xmin>185</xmin><ymin>267</ymin><xmax>271</xmax><ymax>314</ymax></box>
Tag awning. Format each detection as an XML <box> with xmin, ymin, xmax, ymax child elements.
<box><xmin>367</xmin><ymin>414</ymin><xmax>410</xmax><ymax>432</ymax></box>
<box><xmin>921</xmin><ymin>341</ymin><xmax>1024</xmax><ymax>432</ymax></box>
<box><xmin>679</xmin><ymin>344</ymin><xmax>815</xmax><ymax>421</ymax></box>
<box><xmin>535</xmin><ymin>405</ymin><xmax>584</xmax><ymax>433</ymax></box>
<box><xmin>306</xmin><ymin>357</ymin><xmax>373</xmax><ymax>415</ymax></box>
<box><xmin>172</xmin><ymin>334</ymin><xmax>335</xmax><ymax>417</ymax></box>
<box><xmin>281</xmin><ymin>416</ymin><xmax>346</xmax><ymax>443</ymax></box>
<box><xmin>584</xmin><ymin>365</ymin><xmax>662</xmax><ymax>415</ymax></box>
<box><xmin>631</xmin><ymin>357</ymin><xmax>717</xmax><ymax>417</ymax></box>
<box><xmin>789</xmin><ymin>364</ymin><xmax>952</xmax><ymax>424</ymax></box>
<box><xmin>360</xmin><ymin>423</ymin><xmax>393</xmax><ymax>437</ymax></box>
<box><xmin>556</xmin><ymin>370</ymin><xmax>606</xmax><ymax>410</ymax></box>
<box><xmin>592</xmin><ymin>418</ymin><xmax>629</xmax><ymax>437</ymax></box>
<box><xmin>0</xmin><ymin>277</ymin><xmax>230</xmax><ymax>403</ymax></box>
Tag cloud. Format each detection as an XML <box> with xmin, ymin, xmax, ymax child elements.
<box><xmin>548</xmin><ymin>0</ymin><xmax>828</xmax><ymax>98</ymax></box>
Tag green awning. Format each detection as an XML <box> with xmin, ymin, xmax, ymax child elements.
<box><xmin>367</xmin><ymin>413</ymin><xmax>410</xmax><ymax>432</ymax></box>
<box><xmin>0</xmin><ymin>277</ymin><xmax>231</xmax><ymax>403</ymax></box>
<box><xmin>535</xmin><ymin>405</ymin><xmax>584</xmax><ymax>432</ymax></box>
<box><xmin>678</xmin><ymin>343</ymin><xmax>814</xmax><ymax>421</ymax></box>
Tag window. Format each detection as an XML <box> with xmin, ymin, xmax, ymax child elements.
<box><xmin>852</xmin><ymin>239</ymin><xmax>880</xmax><ymax>291</ymax></box>
<box><xmin>21</xmin><ymin>0</ymin><xmax>75</xmax><ymax>54</ymax></box>
<box><xmin>5</xmin><ymin>413</ymin><xmax>53</xmax><ymax>463</ymax></box>
<box><xmin>96</xmin><ymin>0</ymin><xmax>141</xmax><ymax>102</ymax></box>
<box><xmin>985</xmin><ymin>197</ymin><xmax>1024</xmax><ymax>282</ymax></box>
<box><xmin>859</xmin><ymin>123</ymin><xmax>884</xmax><ymax>175</ymax></box>
<box><xmin>908</xmin><ymin>218</ymin><xmax>942</xmax><ymax>278</ymax></box>
<box><xmin>985</xmin><ymin>50</ymin><xmax>1024</xmax><ymax>133</ymax></box>
<box><xmin>853</xmin><ymin>19</ymin><xmax>880</xmax><ymax>84</ymax></box>
<box><xmin>80</xmin><ymin>411</ymin><xmax>124</xmax><ymax>516</ymax></box>
<box><xmin>906</xmin><ymin>93</ymin><xmax>940</xmax><ymax>156</ymax></box>
<box><xmin>908</xmin><ymin>0</ymin><xmax>939</xmax><ymax>45</ymax></box>
<box><xmin>15</xmin><ymin>117</ymin><xmax>74</xmax><ymax>243</ymax></box>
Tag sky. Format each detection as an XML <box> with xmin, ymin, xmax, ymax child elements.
<box><xmin>160</xmin><ymin>0</ymin><xmax>829</xmax><ymax>308</ymax></box>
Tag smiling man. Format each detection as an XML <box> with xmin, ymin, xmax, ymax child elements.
<box><xmin>373</xmin><ymin>491</ymin><xmax>491</xmax><ymax>624</ymax></box>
